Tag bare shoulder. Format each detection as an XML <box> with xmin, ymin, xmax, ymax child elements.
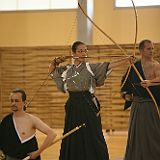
<box><xmin>26</xmin><ymin>113</ymin><xmax>51</xmax><ymax>130</ymax></box>
<box><xmin>153</xmin><ymin>59</ymin><xmax>160</xmax><ymax>64</ymax></box>
<box><xmin>153</xmin><ymin>60</ymin><xmax>160</xmax><ymax>68</ymax></box>
<box><xmin>26</xmin><ymin>113</ymin><xmax>37</xmax><ymax>119</ymax></box>
<box><xmin>25</xmin><ymin>113</ymin><xmax>43</xmax><ymax>125</ymax></box>
<box><xmin>153</xmin><ymin>60</ymin><xmax>160</xmax><ymax>76</ymax></box>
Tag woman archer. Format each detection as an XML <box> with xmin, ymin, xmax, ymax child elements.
<box><xmin>49</xmin><ymin>41</ymin><xmax>133</xmax><ymax>160</ymax></box>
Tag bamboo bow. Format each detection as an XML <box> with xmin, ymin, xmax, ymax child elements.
<box><xmin>78</xmin><ymin>0</ymin><xmax>160</xmax><ymax>117</ymax></box>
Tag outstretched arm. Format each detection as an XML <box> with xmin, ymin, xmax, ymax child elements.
<box><xmin>108</xmin><ymin>56</ymin><xmax>134</xmax><ymax>70</ymax></box>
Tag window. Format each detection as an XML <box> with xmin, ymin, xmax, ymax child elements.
<box><xmin>115</xmin><ymin>0</ymin><xmax>160</xmax><ymax>8</ymax></box>
<box><xmin>0</xmin><ymin>0</ymin><xmax>78</xmax><ymax>11</ymax></box>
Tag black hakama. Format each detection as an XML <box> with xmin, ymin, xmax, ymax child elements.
<box><xmin>59</xmin><ymin>91</ymin><xmax>109</xmax><ymax>160</ymax></box>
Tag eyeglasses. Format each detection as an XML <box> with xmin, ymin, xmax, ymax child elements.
<box><xmin>76</xmin><ymin>49</ymin><xmax>88</xmax><ymax>53</ymax></box>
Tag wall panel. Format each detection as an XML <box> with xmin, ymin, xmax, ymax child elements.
<box><xmin>0</xmin><ymin>44</ymin><xmax>160</xmax><ymax>130</ymax></box>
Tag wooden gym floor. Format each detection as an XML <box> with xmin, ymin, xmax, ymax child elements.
<box><xmin>37</xmin><ymin>129</ymin><xmax>128</xmax><ymax>160</ymax></box>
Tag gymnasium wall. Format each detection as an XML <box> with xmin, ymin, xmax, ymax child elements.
<box><xmin>0</xmin><ymin>44</ymin><xmax>160</xmax><ymax>130</ymax></box>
